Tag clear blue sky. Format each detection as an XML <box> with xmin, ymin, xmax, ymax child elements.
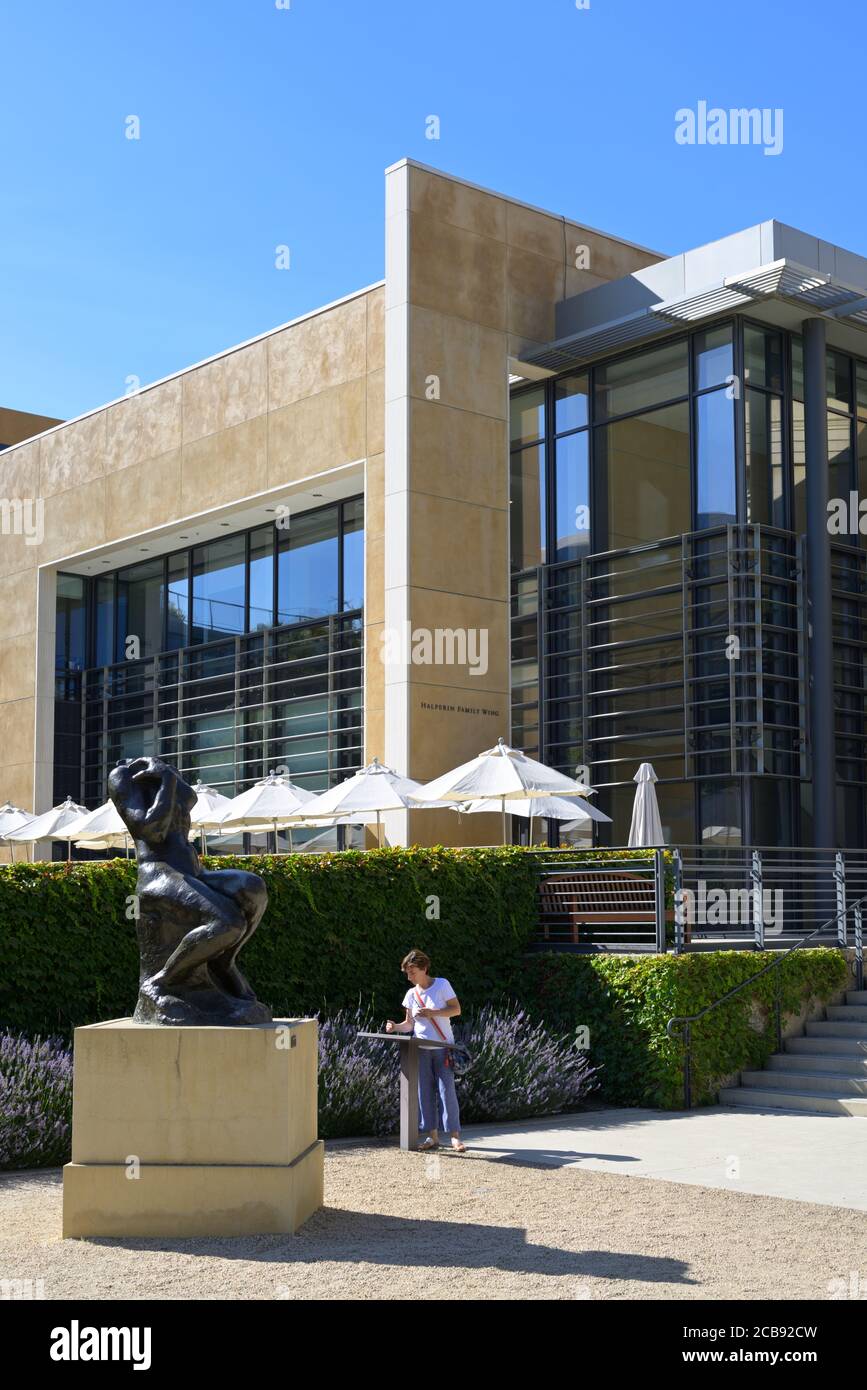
<box><xmin>1</xmin><ymin>0</ymin><xmax>863</xmax><ymax>420</ymax></box>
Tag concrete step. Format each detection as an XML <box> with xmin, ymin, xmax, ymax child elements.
<box><xmin>786</xmin><ymin>1036</ymin><xmax>867</xmax><ymax>1056</ymax></box>
<box><xmin>846</xmin><ymin>991</ymin><xmax>867</xmax><ymax>1005</ymax></box>
<box><xmin>769</xmin><ymin>1053</ymin><xmax>867</xmax><ymax>1076</ymax></box>
<box><xmin>806</xmin><ymin>1020</ymin><xmax>867</xmax><ymax>1038</ymax></box>
<box><xmin>741</xmin><ymin>1069</ymin><xmax>867</xmax><ymax>1095</ymax></box>
<box><xmin>827</xmin><ymin>1005</ymin><xmax>867</xmax><ymax>1022</ymax></box>
<box><xmin>718</xmin><ymin>1086</ymin><xmax>867</xmax><ymax>1117</ymax></box>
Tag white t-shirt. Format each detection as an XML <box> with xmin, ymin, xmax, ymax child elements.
<box><xmin>402</xmin><ymin>977</ymin><xmax>456</xmax><ymax>1043</ymax></box>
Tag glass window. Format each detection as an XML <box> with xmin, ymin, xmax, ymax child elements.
<box><xmin>596</xmin><ymin>402</ymin><xmax>690</xmax><ymax>549</ymax></box>
<box><xmin>699</xmin><ymin>781</ymin><xmax>742</xmax><ymax>846</ymax></box>
<box><xmin>510</xmin><ymin>445</ymin><xmax>545</xmax><ymax>571</ymax></box>
<box><xmin>554</xmin><ymin>431</ymin><xmax>590</xmax><ymax>561</ymax></box>
<box><xmin>694</xmin><ymin>325</ymin><xmax>733</xmax><ymax>391</ymax></box>
<box><xmin>248</xmin><ymin>527</ymin><xmax>274</xmax><ymax>632</ymax></box>
<box><xmin>341</xmin><ymin>498</ymin><xmax>364</xmax><ymax>611</ymax></box>
<box><xmin>56</xmin><ymin>573</ymin><xmax>87</xmax><ymax>671</ymax></box>
<box><xmin>116</xmin><ymin>558</ymin><xmax>163</xmax><ymax>660</ymax></box>
<box><xmin>743</xmin><ymin>325</ymin><xmax>783</xmax><ymax>392</ymax></box>
<box><xmin>94</xmin><ymin>575</ymin><xmax>114</xmax><ymax>666</ymax></box>
<box><xmin>554</xmin><ymin>374</ymin><xmax>589</xmax><ymax>434</ymax></box>
<box><xmin>791</xmin><ymin>337</ymin><xmax>804</xmax><ymax>401</ymax></box>
<box><xmin>277</xmin><ymin>505</ymin><xmax>340</xmax><ymax>624</ymax></box>
<box><xmin>696</xmin><ymin>389</ymin><xmax>736</xmax><ymax>526</ymax></box>
<box><xmin>827</xmin><ymin>351</ymin><xmax>852</xmax><ymax>414</ymax></box>
<box><xmin>745</xmin><ymin>390</ymin><xmax>784</xmax><ymax>526</ymax></box>
<box><xmin>595</xmin><ymin>340</ymin><xmax>688</xmax><ymax>421</ymax></box>
<box><xmin>192</xmin><ymin>535</ymin><xmax>246</xmax><ymax>644</ymax></box>
<box><xmin>792</xmin><ymin>400</ymin><xmax>806</xmax><ymax>534</ymax></box>
<box><xmin>165</xmin><ymin>552</ymin><xmax>189</xmax><ymax>651</ymax></box>
<box><xmin>828</xmin><ymin>411</ymin><xmax>853</xmax><ymax>507</ymax></box>
<box><xmin>510</xmin><ymin>387</ymin><xmax>545</xmax><ymax>445</ymax></box>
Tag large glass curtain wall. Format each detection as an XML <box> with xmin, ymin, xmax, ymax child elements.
<box><xmin>510</xmin><ymin>317</ymin><xmax>867</xmax><ymax>848</ymax></box>
<box><xmin>55</xmin><ymin>498</ymin><xmax>364</xmax><ymax>808</ymax></box>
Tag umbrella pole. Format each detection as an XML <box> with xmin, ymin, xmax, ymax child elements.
<box><xmin>377</xmin><ymin>809</ymin><xmax>382</xmax><ymax>848</ymax></box>
<box><xmin>529</xmin><ymin>808</ymin><xmax>534</xmax><ymax>847</ymax></box>
<box><xmin>502</xmin><ymin>796</ymin><xmax>506</xmax><ymax>846</ymax></box>
<box><xmin>288</xmin><ymin>824</ymin><xmax>293</xmax><ymax>853</ymax></box>
<box><xmin>67</xmin><ymin>838</ymin><xmax>71</xmax><ymax>863</ymax></box>
<box><xmin>201</xmin><ymin>828</ymin><xmax>206</xmax><ymax>856</ymax></box>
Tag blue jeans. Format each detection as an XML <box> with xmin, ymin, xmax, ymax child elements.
<box><xmin>418</xmin><ymin>1046</ymin><xmax>461</xmax><ymax>1135</ymax></box>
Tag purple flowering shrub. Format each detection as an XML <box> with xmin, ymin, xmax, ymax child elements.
<box><xmin>318</xmin><ymin>1008</ymin><xmax>401</xmax><ymax>1139</ymax></box>
<box><xmin>317</xmin><ymin>1003</ymin><xmax>598</xmax><ymax>1138</ymax></box>
<box><xmin>455</xmin><ymin>1003</ymin><xmax>598</xmax><ymax>1123</ymax></box>
<box><xmin>0</xmin><ymin>1031</ymin><xmax>73</xmax><ymax>1169</ymax></box>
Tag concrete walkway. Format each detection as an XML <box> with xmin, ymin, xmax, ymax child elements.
<box><xmin>459</xmin><ymin>1106</ymin><xmax>867</xmax><ymax>1211</ymax></box>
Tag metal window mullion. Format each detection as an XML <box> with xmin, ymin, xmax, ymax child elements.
<box><xmin>753</xmin><ymin>526</ymin><xmax>764</xmax><ymax>775</ymax></box>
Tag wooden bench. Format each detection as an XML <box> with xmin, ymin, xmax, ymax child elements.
<box><xmin>538</xmin><ymin>869</ymin><xmax>679</xmax><ymax>946</ymax></box>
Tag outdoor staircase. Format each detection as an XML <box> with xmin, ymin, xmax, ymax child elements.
<box><xmin>718</xmin><ymin>991</ymin><xmax>867</xmax><ymax>1116</ymax></box>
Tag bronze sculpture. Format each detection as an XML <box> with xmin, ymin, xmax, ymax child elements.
<box><xmin>108</xmin><ymin>756</ymin><xmax>272</xmax><ymax>1026</ymax></box>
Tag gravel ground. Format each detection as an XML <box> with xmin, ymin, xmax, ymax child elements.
<box><xmin>2</xmin><ymin>1142</ymin><xmax>865</xmax><ymax>1301</ymax></box>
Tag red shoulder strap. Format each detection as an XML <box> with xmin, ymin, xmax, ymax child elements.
<box><xmin>414</xmin><ymin>986</ymin><xmax>449</xmax><ymax>1041</ymax></box>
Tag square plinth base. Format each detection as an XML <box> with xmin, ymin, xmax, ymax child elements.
<box><xmin>62</xmin><ymin>1141</ymin><xmax>324</xmax><ymax>1238</ymax></box>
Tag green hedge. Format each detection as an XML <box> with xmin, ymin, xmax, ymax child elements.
<box><xmin>0</xmin><ymin>849</ymin><xmax>849</xmax><ymax>1112</ymax></box>
<box><xmin>519</xmin><ymin>948</ymin><xmax>849</xmax><ymax>1107</ymax></box>
<box><xmin>0</xmin><ymin>848</ymin><xmax>539</xmax><ymax>1038</ymax></box>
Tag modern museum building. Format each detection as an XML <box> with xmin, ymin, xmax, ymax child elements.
<box><xmin>2</xmin><ymin>159</ymin><xmax>867</xmax><ymax>850</ymax></box>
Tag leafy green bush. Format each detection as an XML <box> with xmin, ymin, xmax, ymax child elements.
<box><xmin>520</xmin><ymin>948</ymin><xmax>848</xmax><ymax>1107</ymax></box>
<box><xmin>0</xmin><ymin>849</ymin><xmax>539</xmax><ymax>1038</ymax></box>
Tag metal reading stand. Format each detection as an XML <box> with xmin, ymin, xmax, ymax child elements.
<box><xmin>358</xmin><ymin>1032</ymin><xmax>460</xmax><ymax>1151</ymax></box>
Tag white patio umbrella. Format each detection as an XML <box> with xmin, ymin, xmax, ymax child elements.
<box><xmin>6</xmin><ymin>796</ymin><xmax>88</xmax><ymax>861</ymax></box>
<box><xmin>62</xmin><ymin>800</ymin><xmax>132</xmax><ymax>857</ymax></box>
<box><xmin>628</xmin><ymin>763</ymin><xmax>665</xmax><ymax>847</ymax></box>
<box><xmin>459</xmin><ymin>792</ymin><xmax>612</xmax><ymax>845</ymax></box>
<box><xmin>298</xmin><ymin>758</ymin><xmax>438</xmax><ymax>847</ymax></box>
<box><xmin>217</xmin><ymin>771</ymin><xmax>316</xmax><ymax>852</ymax></box>
<box><xmin>0</xmin><ymin>804</ymin><xmax>34</xmax><ymax>862</ymax></box>
<box><xmin>412</xmin><ymin>738</ymin><xmax>592</xmax><ymax>843</ymax></box>
<box><xmin>188</xmin><ymin>780</ymin><xmax>234</xmax><ymax>854</ymax></box>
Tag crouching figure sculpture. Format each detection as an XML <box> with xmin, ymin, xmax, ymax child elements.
<box><xmin>108</xmin><ymin>756</ymin><xmax>272</xmax><ymax>1026</ymax></box>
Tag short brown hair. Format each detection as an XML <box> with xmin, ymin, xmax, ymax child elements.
<box><xmin>401</xmin><ymin>949</ymin><xmax>431</xmax><ymax>973</ymax></box>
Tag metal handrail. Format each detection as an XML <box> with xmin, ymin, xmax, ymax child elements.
<box><xmin>666</xmin><ymin>893</ymin><xmax>867</xmax><ymax>1108</ymax></box>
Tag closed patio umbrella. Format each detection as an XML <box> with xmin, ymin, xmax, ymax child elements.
<box><xmin>628</xmin><ymin>763</ymin><xmax>665</xmax><ymax>847</ymax></box>
<box><xmin>6</xmin><ymin>796</ymin><xmax>88</xmax><ymax>861</ymax></box>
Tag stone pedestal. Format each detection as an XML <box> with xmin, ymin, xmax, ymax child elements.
<box><xmin>62</xmin><ymin>1017</ymin><xmax>323</xmax><ymax>1238</ymax></box>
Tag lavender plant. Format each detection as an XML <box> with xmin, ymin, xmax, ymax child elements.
<box><xmin>317</xmin><ymin>1007</ymin><xmax>400</xmax><ymax>1139</ymax></box>
<box><xmin>0</xmin><ymin>1031</ymin><xmax>73</xmax><ymax>1169</ymax></box>
<box><xmin>316</xmin><ymin>1002</ymin><xmax>598</xmax><ymax>1138</ymax></box>
<box><xmin>454</xmin><ymin>1003</ymin><xmax>598</xmax><ymax>1123</ymax></box>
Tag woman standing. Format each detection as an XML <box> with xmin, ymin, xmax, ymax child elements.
<box><xmin>385</xmin><ymin>949</ymin><xmax>466</xmax><ymax>1153</ymax></box>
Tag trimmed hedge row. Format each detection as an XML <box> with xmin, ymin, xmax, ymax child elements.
<box><xmin>0</xmin><ymin>849</ymin><xmax>540</xmax><ymax>1038</ymax></box>
<box><xmin>520</xmin><ymin>948</ymin><xmax>849</xmax><ymax>1107</ymax></box>
<box><xmin>0</xmin><ymin>849</ymin><xmax>849</xmax><ymax>1111</ymax></box>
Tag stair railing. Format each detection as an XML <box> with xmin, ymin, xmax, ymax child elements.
<box><xmin>666</xmin><ymin>894</ymin><xmax>867</xmax><ymax>1109</ymax></box>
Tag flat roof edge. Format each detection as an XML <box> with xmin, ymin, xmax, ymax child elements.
<box><xmin>384</xmin><ymin>158</ymin><xmax>666</xmax><ymax>260</ymax></box>
<box><xmin>0</xmin><ymin>280</ymin><xmax>386</xmax><ymax>458</ymax></box>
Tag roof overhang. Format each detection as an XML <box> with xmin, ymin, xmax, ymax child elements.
<box><xmin>517</xmin><ymin>220</ymin><xmax>867</xmax><ymax>375</ymax></box>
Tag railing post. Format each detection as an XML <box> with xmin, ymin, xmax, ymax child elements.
<box><xmin>683</xmin><ymin>1021</ymin><xmax>692</xmax><ymax>1110</ymax></box>
<box><xmin>752</xmin><ymin>849</ymin><xmax>764</xmax><ymax>950</ymax></box>
<box><xmin>835</xmin><ymin>851</ymin><xmax>847</xmax><ymax>948</ymax></box>
<box><xmin>673</xmin><ymin>847</ymin><xmax>685</xmax><ymax>954</ymax></box>
<box><xmin>855</xmin><ymin>903</ymin><xmax>864</xmax><ymax>993</ymax></box>
<box><xmin>654</xmin><ymin>848</ymin><xmax>666</xmax><ymax>953</ymax></box>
